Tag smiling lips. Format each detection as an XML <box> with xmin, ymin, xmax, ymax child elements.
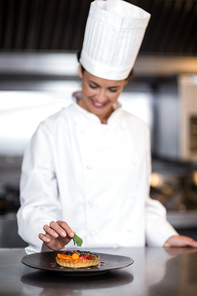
<box><xmin>91</xmin><ymin>99</ymin><xmax>108</xmax><ymax>109</ymax></box>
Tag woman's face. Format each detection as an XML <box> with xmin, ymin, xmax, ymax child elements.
<box><xmin>78</xmin><ymin>66</ymin><xmax>127</xmax><ymax>123</ymax></box>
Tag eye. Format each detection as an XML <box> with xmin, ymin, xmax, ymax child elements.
<box><xmin>89</xmin><ymin>83</ymin><xmax>98</xmax><ymax>89</ymax></box>
<box><xmin>108</xmin><ymin>88</ymin><xmax>118</xmax><ymax>93</ymax></box>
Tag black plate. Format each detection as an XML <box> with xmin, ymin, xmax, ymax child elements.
<box><xmin>21</xmin><ymin>251</ymin><xmax>134</xmax><ymax>275</ymax></box>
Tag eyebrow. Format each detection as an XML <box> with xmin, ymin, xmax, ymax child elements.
<box><xmin>89</xmin><ymin>80</ymin><xmax>120</xmax><ymax>89</ymax></box>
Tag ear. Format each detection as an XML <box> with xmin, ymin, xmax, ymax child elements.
<box><xmin>78</xmin><ymin>64</ymin><xmax>83</xmax><ymax>79</ymax></box>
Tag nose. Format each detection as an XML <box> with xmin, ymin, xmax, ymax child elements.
<box><xmin>95</xmin><ymin>90</ymin><xmax>107</xmax><ymax>103</ymax></box>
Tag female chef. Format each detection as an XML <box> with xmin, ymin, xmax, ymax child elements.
<box><xmin>17</xmin><ymin>0</ymin><xmax>197</xmax><ymax>254</ymax></box>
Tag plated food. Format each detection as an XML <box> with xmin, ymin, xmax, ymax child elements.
<box><xmin>56</xmin><ymin>250</ymin><xmax>100</xmax><ymax>268</ymax></box>
<box><xmin>21</xmin><ymin>251</ymin><xmax>133</xmax><ymax>274</ymax></box>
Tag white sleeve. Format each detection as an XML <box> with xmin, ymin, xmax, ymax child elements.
<box><xmin>17</xmin><ymin>123</ymin><xmax>61</xmax><ymax>254</ymax></box>
<box><xmin>144</xmin><ymin>128</ymin><xmax>178</xmax><ymax>246</ymax></box>
<box><xmin>145</xmin><ymin>196</ymin><xmax>178</xmax><ymax>246</ymax></box>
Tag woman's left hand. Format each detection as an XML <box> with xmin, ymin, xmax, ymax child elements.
<box><xmin>164</xmin><ymin>235</ymin><xmax>197</xmax><ymax>248</ymax></box>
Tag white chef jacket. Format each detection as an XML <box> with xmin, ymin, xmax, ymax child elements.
<box><xmin>17</xmin><ymin>92</ymin><xmax>177</xmax><ymax>254</ymax></box>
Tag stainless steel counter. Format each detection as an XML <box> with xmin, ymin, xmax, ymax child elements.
<box><xmin>1</xmin><ymin>247</ymin><xmax>197</xmax><ymax>296</ymax></box>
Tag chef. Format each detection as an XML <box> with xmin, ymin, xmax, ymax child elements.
<box><xmin>17</xmin><ymin>0</ymin><xmax>197</xmax><ymax>254</ymax></box>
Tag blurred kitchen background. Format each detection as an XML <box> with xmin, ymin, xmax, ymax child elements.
<box><xmin>0</xmin><ymin>0</ymin><xmax>197</xmax><ymax>248</ymax></box>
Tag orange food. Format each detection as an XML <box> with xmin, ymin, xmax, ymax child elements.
<box><xmin>57</xmin><ymin>254</ymin><xmax>72</xmax><ymax>260</ymax></box>
<box><xmin>71</xmin><ymin>253</ymin><xmax>79</xmax><ymax>260</ymax></box>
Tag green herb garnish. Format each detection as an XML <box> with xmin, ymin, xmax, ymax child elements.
<box><xmin>73</xmin><ymin>234</ymin><xmax>83</xmax><ymax>247</ymax></box>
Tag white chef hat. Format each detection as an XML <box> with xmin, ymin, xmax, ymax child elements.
<box><xmin>80</xmin><ymin>0</ymin><xmax>150</xmax><ymax>80</ymax></box>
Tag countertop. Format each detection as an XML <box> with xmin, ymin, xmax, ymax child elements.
<box><xmin>1</xmin><ymin>247</ymin><xmax>197</xmax><ymax>296</ymax></box>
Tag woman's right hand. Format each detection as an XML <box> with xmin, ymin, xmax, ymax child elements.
<box><xmin>38</xmin><ymin>220</ymin><xmax>75</xmax><ymax>251</ymax></box>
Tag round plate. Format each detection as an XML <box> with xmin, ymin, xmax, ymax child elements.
<box><xmin>21</xmin><ymin>251</ymin><xmax>134</xmax><ymax>275</ymax></box>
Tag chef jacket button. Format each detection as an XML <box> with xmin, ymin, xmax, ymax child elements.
<box><xmin>86</xmin><ymin>165</ymin><xmax>92</xmax><ymax>170</ymax></box>
<box><xmin>127</xmin><ymin>228</ymin><xmax>133</xmax><ymax>233</ymax></box>
<box><xmin>81</xmin><ymin>129</ymin><xmax>86</xmax><ymax>134</ymax></box>
<box><xmin>90</xmin><ymin>231</ymin><xmax>95</xmax><ymax>236</ymax></box>
<box><xmin>88</xmin><ymin>199</ymin><xmax>93</xmax><ymax>205</ymax></box>
<box><xmin>113</xmin><ymin>244</ymin><xmax>118</xmax><ymax>248</ymax></box>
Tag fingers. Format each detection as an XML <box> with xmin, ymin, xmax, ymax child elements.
<box><xmin>164</xmin><ymin>235</ymin><xmax>197</xmax><ymax>248</ymax></box>
<box><xmin>182</xmin><ymin>236</ymin><xmax>197</xmax><ymax>248</ymax></box>
<box><xmin>56</xmin><ymin>220</ymin><xmax>75</xmax><ymax>238</ymax></box>
<box><xmin>38</xmin><ymin>232</ymin><xmax>52</xmax><ymax>243</ymax></box>
<box><xmin>38</xmin><ymin>220</ymin><xmax>74</xmax><ymax>245</ymax></box>
<box><xmin>44</xmin><ymin>223</ymin><xmax>60</xmax><ymax>238</ymax></box>
<box><xmin>176</xmin><ymin>236</ymin><xmax>197</xmax><ymax>247</ymax></box>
